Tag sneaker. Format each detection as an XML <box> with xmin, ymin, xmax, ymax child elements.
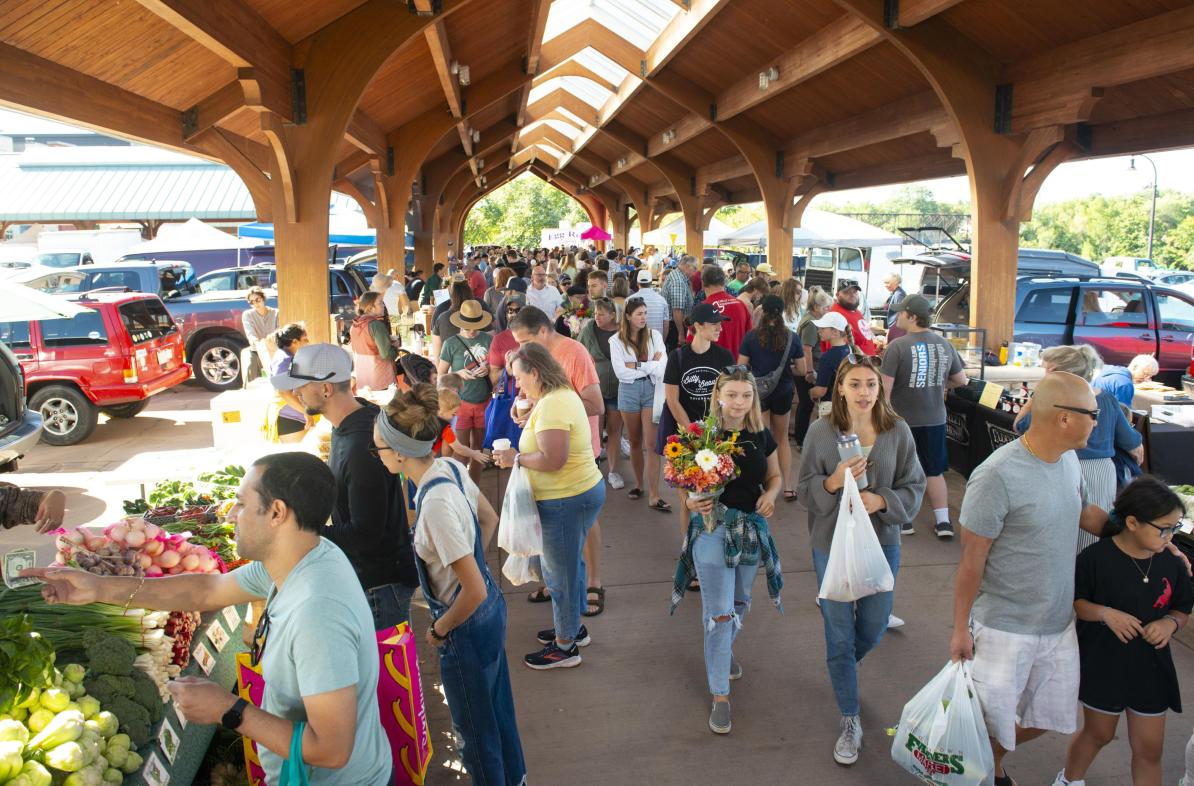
<box><xmin>1052</xmin><ymin>770</ymin><xmax>1083</xmax><ymax>786</ymax></box>
<box><xmin>607</xmin><ymin>471</ymin><xmax>625</xmax><ymax>490</ymax></box>
<box><xmin>536</xmin><ymin>625</ymin><xmax>591</xmax><ymax>647</ymax></box>
<box><xmin>708</xmin><ymin>700</ymin><xmax>731</xmax><ymax>734</ymax></box>
<box><xmin>523</xmin><ymin>642</ymin><xmax>581</xmax><ymax>670</ymax></box>
<box><xmin>620</xmin><ymin>436</ymin><xmax>631</xmax><ymax>458</ymax></box>
<box><xmin>887</xmin><ymin>614</ymin><xmax>905</xmax><ymax>629</ymax></box>
<box><xmin>833</xmin><ymin>715</ymin><xmax>862</xmax><ymax>765</ymax></box>
<box><xmin>901</xmin><ymin>523</ymin><xmax>916</xmax><ymax>535</ymax></box>
<box><xmin>814</xmin><ymin>596</ymin><xmax>821</xmax><ymax>608</ymax></box>
<box><xmin>729</xmin><ymin>656</ymin><xmax>743</xmax><ymax>681</ymax></box>
<box><xmin>935</xmin><ymin>521</ymin><xmax>955</xmax><ymax>539</ymax></box>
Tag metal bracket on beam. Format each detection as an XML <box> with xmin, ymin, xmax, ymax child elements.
<box><xmin>386</xmin><ymin>146</ymin><xmax>395</xmax><ymax>177</ymax></box>
<box><xmin>1075</xmin><ymin>123</ymin><xmax>1093</xmax><ymax>152</ymax></box>
<box><xmin>640</xmin><ymin>60</ymin><xmax>647</xmax><ymax>79</ymax></box>
<box><xmin>407</xmin><ymin>0</ymin><xmax>441</xmax><ymax>15</ymax></box>
<box><xmin>775</xmin><ymin>150</ymin><xmax>784</xmax><ymax>179</ymax></box>
<box><xmin>824</xmin><ymin>170</ymin><xmax>837</xmax><ymax>188</ymax></box>
<box><xmin>883</xmin><ymin>0</ymin><xmax>899</xmax><ymax>30</ymax></box>
<box><xmin>181</xmin><ymin>109</ymin><xmax>197</xmax><ymax>139</ymax></box>
<box><xmin>291</xmin><ymin>69</ymin><xmax>307</xmax><ymax>125</ymax></box>
<box><xmin>522</xmin><ymin>55</ymin><xmax>530</xmax><ymax>76</ymax></box>
<box><xmin>994</xmin><ymin>84</ymin><xmax>1013</xmax><ymax>134</ymax></box>
<box><xmin>709</xmin><ymin>104</ymin><xmax>717</xmax><ymax>122</ymax></box>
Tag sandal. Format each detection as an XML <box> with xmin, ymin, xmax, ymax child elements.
<box><xmin>649</xmin><ymin>499</ymin><xmax>672</xmax><ymax>513</ymax></box>
<box><xmin>527</xmin><ymin>587</ymin><xmax>551</xmax><ymax>603</ymax></box>
<box><xmin>783</xmin><ymin>489</ymin><xmax>798</xmax><ymax>503</ymax></box>
<box><xmin>627</xmin><ymin>488</ymin><xmax>643</xmax><ymax>500</ymax></box>
<box><xmin>582</xmin><ymin>586</ymin><xmax>606</xmax><ymax>617</ymax></box>
<box><xmin>993</xmin><ymin>771</ymin><xmax>1016</xmax><ymax>786</ymax></box>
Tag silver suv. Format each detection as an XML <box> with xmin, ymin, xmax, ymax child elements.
<box><xmin>0</xmin><ymin>340</ymin><xmax>42</xmax><ymax>471</ymax></box>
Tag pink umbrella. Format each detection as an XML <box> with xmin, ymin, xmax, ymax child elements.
<box><xmin>580</xmin><ymin>225</ymin><xmax>612</xmax><ymax>241</ymax></box>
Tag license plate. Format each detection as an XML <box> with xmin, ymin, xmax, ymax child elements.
<box><xmin>157</xmin><ymin>348</ymin><xmax>173</xmax><ymax>366</ymax></box>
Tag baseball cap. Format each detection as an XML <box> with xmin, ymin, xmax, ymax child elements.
<box><xmin>897</xmin><ymin>294</ymin><xmax>933</xmax><ymax>320</ymax></box>
<box><xmin>836</xmin><ymin>279</ymin><xmax>861</xmax><ymax>292</ymax></box>
<box><xmin>811</xmin><ymin>311</ymin><xmax>850</xmax><ymax>332</ymax></box>
<box><xmin>504</xmin><ymin>277</ymin><xmax>527</xmax><ymax>293</ymax></box>
<box><xmin>271</xmin><ymin>343</ymin><xmax>353</xmax><ymax>391</ymax></box>
<box><xmin>690</xmin><ymin>303</ymin><xmax>728</xmax><ymax>324</ymax></box>
<box><xmin>636</xmin><ymin>269</ymin><xmax>652</xmax><ymax>284</ymax></box>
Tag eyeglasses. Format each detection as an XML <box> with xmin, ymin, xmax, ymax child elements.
<box><xmin>1144</xmin><ymin>519</ymin><xmax>1184</xmax><ymax>538</ymax></box>
<box><xmin>287</xmin><ymin>369</ymin><xmax>337</xmax><ymax>382</ymax></box>
<box><xmin>250</xmin><ymin>606</ymin><xmax>271</xmax><ymax>667</ymax></box>
<box><xmin>1053</xmin><ymin>404</ymin><xmax>1100</xmax><ymax>421</ymax></box>
<box><xmin>367</xmin><ymin>444</ymin><xmax>394</xmax><ymax>458</ymax></box>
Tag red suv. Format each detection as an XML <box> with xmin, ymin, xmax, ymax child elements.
<box><xmin>0</xmin><ymin>292</ymin><xmax>191</xmax><ymax>446</ymax></box>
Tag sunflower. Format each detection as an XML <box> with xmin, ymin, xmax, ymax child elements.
<box><xmin>664</xmin><ymin>442</ymin><xmax>685</xmax><ymax>459</ymax></box>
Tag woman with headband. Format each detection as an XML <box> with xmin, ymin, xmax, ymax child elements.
<box><xmin>373</xmin><ymin>384</ymin><xmax>526</xmax><ymax>785</ymax></box>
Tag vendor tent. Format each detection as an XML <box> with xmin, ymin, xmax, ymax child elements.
<box><xmin>715</xmin><ymin>209</ymin><xmax>902</xmax><ymax>248</ymax></box>
<box><xmin>124</xmin><ymin>217</ymin><xmax>256</xmax><ymax>253</ymax></box>
<box><xmin>238</xmin><ymin>205</ymin><xmax>379</xmax><ymax>245</ymax></box>
<box><xmin>643</xmin><ymin>215</ymin><xmax>731</xmax><ymax>248</ymax></box>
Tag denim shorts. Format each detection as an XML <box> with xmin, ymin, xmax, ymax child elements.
<box><xmin>617</xmin><ymin>376</ymin><xmax>655</xmax><ymax>412</ymax></box>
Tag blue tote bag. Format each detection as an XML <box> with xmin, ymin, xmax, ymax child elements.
<box><xmin>483</xmin><ymin>369</ymin><xmax>524</xmax><ymax>449</ymax></box>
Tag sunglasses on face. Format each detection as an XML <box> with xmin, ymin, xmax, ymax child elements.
<box><xmin>1053</xmin><ymin>404</ymin><xmax>1100</xmax><ymax>421</ymax></box>
<box><xmin>368</xmin><ymin>444</ymin><xmax>394</xmax><ymax>458</ymax></box>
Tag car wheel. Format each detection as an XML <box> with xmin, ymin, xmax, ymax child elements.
<box><xmin>195</xmin><ymin>337</ymin><xmax>245</xmax><ymax>391</ymax></box>
<box><xmin>100</xmin><ymin>400</ymin><xmax>150</xmax><ymax>418</ymax></box>
<box><xmin>30</xmin><ymin>385</ymin><xmax>98</xmax><ymax>446</ymax></box>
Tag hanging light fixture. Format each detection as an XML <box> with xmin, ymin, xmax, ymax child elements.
<box><xmin>458</xmin><ymin>65</ymin><xmax>470</xmax><ymax>86</ymax></box>
<box><xmin>758</xmin><ymin>66</ymin><xmax>779</xmax><ymax>91</ymax></box>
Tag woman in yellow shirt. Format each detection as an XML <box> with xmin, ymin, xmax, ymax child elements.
<box><xmin>493</xmin><ymin>342</ymin><xmax>605</xmax><ymax>670</ymax></box>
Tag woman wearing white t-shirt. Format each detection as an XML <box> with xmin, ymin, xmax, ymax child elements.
<box><xmin>373</xmin><ymin>384</ymin><xmax>526</xmax><ymax>784</ymax></box>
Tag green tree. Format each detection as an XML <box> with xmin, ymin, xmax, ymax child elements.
<box><xmin>463</xmin><ymin>174</ymin><xmax>589</xmax><ymax>247</ymax></box>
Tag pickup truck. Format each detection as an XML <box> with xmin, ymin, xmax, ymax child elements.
<box><xmin>26</xmin><ymin>260</ymin><xmax>198</xmax><ymax>299</ymax></box>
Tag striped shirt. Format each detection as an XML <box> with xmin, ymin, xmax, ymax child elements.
<box><xmin>663</xmin><ymin>268</ymin><xmax>694</xmax><ymax>316</ymax></box>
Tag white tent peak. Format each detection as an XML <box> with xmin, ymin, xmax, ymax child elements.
<box><xmin>716</xmin><ymin>209</ymin><xmax>902</xmax><ymax>248</ymax></box>
<box><xmin>125</xmin><ymin>218</ymin><xmax>257</xmax><ymax>253</ymax></box>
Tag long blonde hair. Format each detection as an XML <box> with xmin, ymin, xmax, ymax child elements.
<box><xmin>780</xmin><ymin>278</ymin><xmax>802</xmax><ymax>323</ymax></box>
<box><xmin>617</xmin><ymin>297</ymin><xmax>650</xmax><ymax>361</ymax></box>
<box><xmin>708</xmin><ymin>367</ymin><xmax>765</xmax><ymax>432</ymax></box>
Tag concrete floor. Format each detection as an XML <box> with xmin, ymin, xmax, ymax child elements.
<box><xmin>5</xmin><ymin>382</ymin><xmax>1191</xmax><ymax>785</ymax></box>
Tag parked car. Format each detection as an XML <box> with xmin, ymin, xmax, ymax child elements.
<box><xmin>35</xmin><ymin>250</ymin><xmax>95</xmax><ymax>268</ymax></box>
<box><xmin>0</xmin><ymin>292</ymin><xmax>192</xmax><ymax>446</ymax></box>
<box><xmin>1011</xmin><ymin>276</ymin><xmax>1194</xmax><ymax>385</ymax></box>
<box><xmin>195</xmin><ymin>265</ymin><xmax>274</xmax><ymax>293</ymax></box>
<box><xmin>1102</xmin><ymin>256</ymin><xmax>1162</xmax><ymax>278</ymax></box>
<box><xmin>1154</xmin><ymin>270</ymin><xmax>1194</xmax><ymax>288</ymax></box>
<box><xmin>168</xmin><ymin>265</ymin><xmax>365</xmax><ymax>391</ymax></box>
<box><xmin>27</xmin><ymin>260</ymin><xmax>198</xmax><ymax>299</ymax></box>
<box><xmin>0</xmin><ymin>341</ymin><xmax>42</xmax><ymax>471</ymax></box>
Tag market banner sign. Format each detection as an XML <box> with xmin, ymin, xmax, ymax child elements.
<box><xmin>542</xmin><ymin>227</ymin><xmax>581</xmax><ymax>246</ymax></box>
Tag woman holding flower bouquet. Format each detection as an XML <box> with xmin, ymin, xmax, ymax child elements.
<box><xmin>795</xmin><ymin>354</ymin><xmax>925</xmax><ymax>766</ymax></box>
<box><xmin>668</xmin><ymin>367</ymin><xmax>783</xmax><ymax>736</ymax></box>
<box><xmin>610</xmin><ymin>296</ymin><xmax>670</xmax><ymax>511</ymax></box>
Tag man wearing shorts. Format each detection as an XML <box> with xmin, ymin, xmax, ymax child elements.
<box><xmin>950</xmin><ymin>373</ymin><xmax>1107</xmax><ymax>786</ymax></box>
<box><xmin>880</xmin><ymin>295</ymin><xmax>968</xmax><ymax>537</ymax></box>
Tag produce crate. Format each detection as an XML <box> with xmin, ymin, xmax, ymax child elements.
<box><xmin>124</xmin><ymin>604</ymin><xmax>249</xmax><ymax>786</ymax></box>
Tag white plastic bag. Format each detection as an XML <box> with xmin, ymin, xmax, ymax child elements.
<box><xmin>891</xmin><ymin>660</ymin><xmax>995</xmax><ymax>786</ymax></box>
<box><xmin>498</xmin><ymin>459</ymin><xmax>543</xmax><ymax>584</ymax></box>
<box><xmin>817</xmin><ymin>470</ymin><xmax>895</xmax><ymax>602</ymax></box>
<box><xmin>501</xmin><ymin>554</ymin><xmax>541</xmax><ymax>586</ymax></box>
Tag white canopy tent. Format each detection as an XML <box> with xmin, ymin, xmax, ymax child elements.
<box><xmin>715</xmin><ymin>209</ymin><xmax>903</xmax><ymax>248</ymax></box>
<box><xmin>122</xmin><ymin>217</ymin><xmax>257</xmax><ymax>253</ymax></box>
<box><xmin>640</xmin><ymin>215</ymin><xmax>732</xmax><ymax>248</ymax></box>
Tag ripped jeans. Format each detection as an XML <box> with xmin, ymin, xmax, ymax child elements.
<box><xmin>693</xmin><ymin>524</ymin><xmax>759</xmax><ymax>697</ymax></box>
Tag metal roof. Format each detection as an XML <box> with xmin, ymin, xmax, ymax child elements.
<box><xmin>0</xmin><ymin>159</ymin><xmax>257</xmax><ymax>221</ymax></box>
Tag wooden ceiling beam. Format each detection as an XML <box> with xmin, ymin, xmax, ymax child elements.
<box><xmin>133</xmin><ymin>0</ymin><xmax>293</xmax><ymax>119</ymax></box>
<box><xmin>538</xmin><ymin>18</ymin><xmax>645</xmax><ymax>74</ymax></box>
<box><xmin>532</xmin><ymin>61</ymin><xmax>620</xmax><ymax>93</ymax></box>
<box><xmin>716</xmin><ymin>15</ymin><xmax>881</xmax><ymax>120</ymax></box>
<box><xmin>830</xmin><ymin>152</ymin><xmax>966</xmax><ymax>190</ymax></box>
<box><xmin>784</xmin><ymin>90</ymin><xmax>949</xmax><ymax>163</ymax></box>
<box><xmin>890</xmin><ymin>0</ymin><xmax>966</xmax><ymax>27</ymax></box>
<box><xmin>695</xmin><ymin>155</ymin><xmax>753</xmax><ymax>188</ymax></box>
<box><xmin>1087</xmin><ymin>108</ymin><xmax>1194</xmax><ymax>157</ymax></box>
<box><xmin>424</xmin><ymin>21</ymin><xmax>463</xmax><ymax>119</ymax></box>
<box><xmin>645</xmin><ymin>0</ymin><xmax>733</xmax><ymax>74</ymax></box>
<box><xmin>345</xmin><ymin>110</ymin><xmax>388</xmax><ymax>157</ymax></box>
<box><xmin>519</xmin><ymin>125</ymin><xmax>577</xmax><ymax>154</ymax></box>
<box><xmin>526</xmin><ymin>89</ymin><xmax>601</xmax><ymax>125</ymax></box>
<box><xmin>524</xmin><ymin>0</ymin><xmax>553</xmax><ymax>78</ymax></box>
<box><xmin>645</xmin><ymin>112</ymin><xmax>712</xmax><ymax>157</ymax></box>
<box><xmin>182</xmin><ymin>81</ymin><xmax>244</xmax><ymax>142</ymax></box>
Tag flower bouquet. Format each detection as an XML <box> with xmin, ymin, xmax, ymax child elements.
<box><xmin>662</xmin><ymin>415</ymin><xmax>743</xmax><ymax>532</ymax></box>
<box><xmin>563</xmin><ymin>300</ymin><xmax>591</xmax><ymax>335</ymax></box>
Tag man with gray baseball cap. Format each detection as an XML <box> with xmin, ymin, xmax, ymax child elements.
<box><xmin>879</xmin><ymin>295</ymin><xmax>969</xmax><ymax>538</ymax></box>
<box><xmin>271</xmin><ymin>343</ymin><xmax>418</xmax><ymax>628</ymax></box>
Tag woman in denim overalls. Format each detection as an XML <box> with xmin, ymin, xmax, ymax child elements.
<box><xmin>374</xmin><ymin>383</ymin><xmax>526</xmax><ymax>786</ymax></box>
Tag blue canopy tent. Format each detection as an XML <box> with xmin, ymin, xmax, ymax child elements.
<box><xmin>236</xmin><ymin>222</ymin><xmax>415</xmax><ymax>246</ymax></box>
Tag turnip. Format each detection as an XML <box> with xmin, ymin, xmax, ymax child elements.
<box><xmin>143</xmin><ymin>539</ymin><xmax>164</xmax><ymax>557</ymax></box>
<box><xmin>144</xmin><ymin>566</ymin><xmax>163</xmax><ymax>578</ymax></box>
<box><xmin>180</xmin><ymin>554</ymin><xmax>199</xmax><ymax>571</ymax></box>
<box><xmin>142</xmin><ymin>523</ymin><xmax>163</xmax><ymax>540</ymax></box>
<box><xmin>138</xmin><ymin>554</ymin><xmax>153</xmax><ymax>569</ymax></box>
<box><xmin>65</xmin><ymin>530</ymin><xmax>85</xmax><ymax>546</ymax></box>
<box><xmin>84</xmin><ymin>536</ymin><xmax>105</xmax><ymax>552</ymax></box>
<box><xmin>105</xmin><ymin>525</ymin><xmax>127</xmax><ymax>544</ymax></box>
<box><xmin>197</xmin><ymin>554</ymin><xmax>218</xmax><ymax>573</ymax></box>
<box><xmin>157</xmin><ymin>550</ymin><xmax>181</xmax><ymax>568</ymax></box>
<box><xmin>166</xmin><ymin>566</ymin><xmax>182</xmax><ymax>575</ymax></box>
<box><xmin>123</xmin><ymin>529</ymin><xmax>145</xmax><ymax>548</ymax></box>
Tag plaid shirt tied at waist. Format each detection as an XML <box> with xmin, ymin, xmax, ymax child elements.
<box><xmin>669</xmin><ymin>506</ymin><xmax>783</xmax><ymax>615</ymax></box>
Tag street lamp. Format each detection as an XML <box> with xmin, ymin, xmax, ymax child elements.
<box><xmin>1129</xmin><ymin>154</ymin><xmax>1158</xmax><ymax>260</ymax></box>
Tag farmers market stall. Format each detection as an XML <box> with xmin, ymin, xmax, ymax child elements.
<box><xmin>0</xmin><ymin>466</ymin><xmax>252</xmax><ymax>786</ymax></box>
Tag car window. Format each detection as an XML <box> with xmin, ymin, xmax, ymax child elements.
<box><xmin>1078</xmin><ymin>287</ymin><xmax>1148</xmax><ymax>327</ymax></box>
<box><xmin>0</xmin><ymin>321</ymin><xmax>32</xmax><ymax>350</ymax></box>
<box><xmin>330</xmin><ymin>273</ymin><xmax>350</xmax><ymax>296</ymax></box>
<box><xmin>838</xmin><ymin>248</ymin><xmax>863</xmax><ymax>272</ymax></box>
<box><xmin>237</xmin><ymin>271</ymin><xmax>269</xmax><ymax>289</ymax></box>
<box><xmin>1156</xmin><ymin>292</ymin><xmax>1194</xmax><ymax>333</ymax></box>
<box><xmin>39</xmin><ymin>310</ymin><xmax>108</xmax><ymax>346</ymax></box>
<box><xmin>84</xmin><ymin>271</ymin><xmax>141</xmax><ymax>291</ymax></box>
<box><xmin>808</xmin><ymin>247</ymin><xmax>834</xmax><ymax>270</ymax></box>
<box><xmin>1015</xmin><ymin>288</ymin><xmax>1072</xmax><ymax>324</ymax></box>
<box><xmin>199</xmin><ymin>274</ymin><xmax>233</xmax><ymax>293</ymax></box>
<box><xmin>36</xmin><ymin>253</ymin><xmax>81</xmax><ymax>269</ymax></box>
<box><xmin>119</xmin><ymin>300</ymin><xmax>178</xmax><ymax>343</ymax></box>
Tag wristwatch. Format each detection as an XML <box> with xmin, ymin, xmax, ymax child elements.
<box><xmin>221</xmin><ymin>697</ymin><xmax>249</xmax><ymax>731</ymax></box>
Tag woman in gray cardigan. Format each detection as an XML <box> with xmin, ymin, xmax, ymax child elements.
<box><xmin>795</xmin><ymin>354</ymin><xmax>925</xmax><ymax>767</ymax></box>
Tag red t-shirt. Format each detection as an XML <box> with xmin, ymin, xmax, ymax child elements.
<box><xmin>831</xmin><ymin>303</ymin><xmax>878</xmax><ymax>356</ymax></box>
<box><xmin>700</xmin><ymin>290</ymin><xmax>753</xmax><ymax>357</ymax></box>
<box><xmin>689</xmin><ymin>270</ymin><xmax>703</xmax><ymax>294</ymax></box>
<box><xmin>487</xmin><ymin>329</ymin><xmax>520</xmax><ymax>370</ymax></box>
<box><xmin>468</xmin><ymin>269</ymin><xmax>487</xmax><ymax>300</ymax></box>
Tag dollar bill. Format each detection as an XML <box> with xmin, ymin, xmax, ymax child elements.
<box><xmin>3</xmin><ymin>548</ymin><xmax>37</xmax><ymax>589</ymax></box>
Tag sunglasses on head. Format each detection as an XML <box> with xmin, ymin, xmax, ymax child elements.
<box><xmin>288</xmin><ymin>369</ymin><xmax>337</xmax><ymax>382</ymax></box>
<box><xmin>1053</xmin><ymin>404</ymin><xmax>1100</xmax><ymax>421</ymax></box>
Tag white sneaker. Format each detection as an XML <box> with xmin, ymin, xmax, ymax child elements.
<box><xmin>1051</xmin><ymin>770</ymin><xmax>1083</xmax><ymax>786</ymax></box>
<box><xmin>607</xmin><ymin>471</ymin><xmax>625</xmax><ymax>490</ymax></box>
<box><xmin>887</xmin><ymin>614</ymin><xmax>905</xmax><ymax>629</ymax></box>
<box><xmin>834</xmin><ymin>715</ymin><xmax>862</xmax><ymax>765</ymax></box>
<box><xmin>620</xmin><ymin>436</ymin><xmax>631</xmax><ymax>458</ymax></box>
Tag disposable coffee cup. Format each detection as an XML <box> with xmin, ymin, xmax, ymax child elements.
<box><xmin>492</xmin><ymin>438</ymin><xmax>511</xmax><ymax>452</ymax></box>
<box><xmin>516</xmin><ymin>399</ymin><xmax>532</xmax><ymax>412</ymax></box>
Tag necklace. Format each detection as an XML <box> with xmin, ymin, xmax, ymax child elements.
<box><xmin>1021</xmin><ymin>434</ymin><xmax>1040</xmax><ymax>460</ymax></box>
<box><xmin>1123</xmin><ymin>546</ymin><xmax>1155</xmax><ymax>583</ymax></box>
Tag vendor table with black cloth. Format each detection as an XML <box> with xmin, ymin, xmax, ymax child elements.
<box><xmin>944</xmin><ymin>386</ymin><xmax>1019</xmax><ymax>478</ymax></box>
<box><xmin>1143</xmin><ymin>421</ymin><xmax>1194</xmax><ymax>486</ymax></box>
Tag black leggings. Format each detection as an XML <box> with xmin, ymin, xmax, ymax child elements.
<box><xmin>793</xmin><ymin>375</ymin><xmax>815</xmax><ymax>446</ymax></box>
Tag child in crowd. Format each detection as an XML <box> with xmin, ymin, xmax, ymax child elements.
<box><xmin>435</xmin><ymin>381</ymin><xmax>490</xmax><ymax>468</ymax></box>
<box><xmin>1055</xmin><ymin>475</ymin><xmax>1192</xmax><ymax>786</ymax></box>
<box><xmin>808</xmin><ymin>311</ymin><xmax>854</xmax><ymax>418</ymax></box>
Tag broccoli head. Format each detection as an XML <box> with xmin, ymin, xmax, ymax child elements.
<box><xmin>82</xmin><ymin>675</ymin><xmax>134</xmax><ymax>707</ymax></box>
<box><xmin>82</xmin><ymin>633</ymin><xmax>137</xmax><ymax>677</ymax></box>
<box><xmin>127</xmin><ymin>671</ymin><xmax>162</xmax><ymax>723</ymax></box>
<box><xmin>103</xmin><ymin>697</ymin><xmax>151</xmax><ymax>749</ymax></box>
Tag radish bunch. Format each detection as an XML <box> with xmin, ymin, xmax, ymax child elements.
<box><xmin>52</xmin><ymin>519</ymin><xmax>222</xmax><ymax>577</ymax></box>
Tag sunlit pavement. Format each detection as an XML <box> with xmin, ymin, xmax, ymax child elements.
<box><xmin>6</xmin><ymin>384</ymin><xmax>1191</xmax><ymax>785</ymax></box>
